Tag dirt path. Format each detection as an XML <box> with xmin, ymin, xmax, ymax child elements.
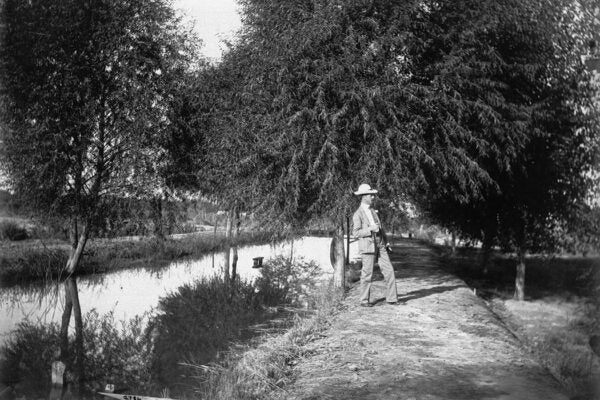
<box><xmin>279</xmin><ymin>240</ymin><xmax>568</xmax><ymax>400</ymax></box>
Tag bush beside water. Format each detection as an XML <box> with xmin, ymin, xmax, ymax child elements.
<box><xmin>0</xmin><ymin>256</ymin><xmax>327</xmax><ymax>398</ymax></box>
<box><xmin>0</xmin><ymin>312</ymin><xmax>152</xmax><ymax>397</ymax></box>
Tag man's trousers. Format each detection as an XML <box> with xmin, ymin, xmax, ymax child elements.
<box><xmin>359</xmin><ymin>242</ymin><xmax>398</xmax><ymax>304</ymax></box>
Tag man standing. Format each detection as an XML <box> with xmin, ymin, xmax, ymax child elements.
<box><xmin>352</xmin><ymin>183</ymin><xmax>398</xmax><ymax>307</ymax></box>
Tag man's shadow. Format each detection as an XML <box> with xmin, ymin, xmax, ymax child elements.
<box><xmin>371</xmin><ymin>285</ymin><xmax>464</xmax><ymax>305</ymax></box>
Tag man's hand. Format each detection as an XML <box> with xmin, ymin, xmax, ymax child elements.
<box><xmin>369</xmin><ymin>224</ymin><xmax>380</xmax><ymax>233</ymax></box>
<box><xmin>386</xmin><ymin>243</ymin><xmax>393</xmax><ymax>253</ymax></box>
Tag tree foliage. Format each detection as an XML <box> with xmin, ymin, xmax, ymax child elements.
<box><xmin>193</xmin><ymin>0</ymin><xmax>598</xmax><ymax>237</ymax></box>
<box><xmin>422</xmin><ymin>0</ymin><xmax>599</xmax><ymax>255</ymax></box>
<box><xmin>0</xmin><ymin>0</ymin><xmax>198</xmax><ymax>271</ymax></box>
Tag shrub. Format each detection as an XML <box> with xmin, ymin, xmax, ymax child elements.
<box><xmin>82</xmin><ymin>311</ymin><xmax>154</xmax><ymax>393</ymax></box>
<box><xmin>0</xmin><ymin>311</ymin><xmax>153</xmax><ymax>398</ymax></box>
<box><xmin>254</xmin><ymin>255</ymin><xmax>321</xmax><ymax>307</ymax></box>
<box><xmin>0</xmin><ymin>321</ymin><xmax>61</xmax><ymax>397</ymax></box>
<box><xmin>0</xmin><ymin>220</ymin><xmax>28</xmax><ymax>241</ymax></box>
<box><xmin>148</xmin><ymin>276</ymin><xmax>265</xmax><ymax>393</ymax></box>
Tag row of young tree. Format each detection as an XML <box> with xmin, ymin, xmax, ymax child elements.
<box><xmin>1</xmin><ymin>0</ymin><xmax>599</xmax><ymax>298</ymax></box>
<box><xmin>188</xmin><ymin>0</ymin><xmax>600</xmax><ymax>297</ymax></box>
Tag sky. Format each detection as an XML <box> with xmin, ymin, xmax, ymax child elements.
<box><xmin>173</xmin><ymin>0</ymin><xmax>242</xmax><ymax>60</ymax></box>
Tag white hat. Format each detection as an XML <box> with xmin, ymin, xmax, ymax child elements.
<box><xmin>354</xmin><ymin>183</ymin><xmax>378</xmax><ymax>196</ymax></box>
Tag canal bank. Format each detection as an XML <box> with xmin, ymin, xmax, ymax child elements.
<box><xmin>0</xmin><ymin>236</ymin><xmax>352</xmax><ymax>398</ymax></box>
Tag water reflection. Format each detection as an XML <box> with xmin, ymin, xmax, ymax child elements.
<box><xmin>0</xmin><ymin>237</ymin><xmax>358</xmax><ymax>399</ymax></box>
<box><xmin>0</xmin><ymin>237</ymin><xmax>352</xmax><ymax>344</ymax></box>
<box><xmin>58</xmin><ymin>276</ymin><xmax>84</xmax><ymax>396</ymax></box>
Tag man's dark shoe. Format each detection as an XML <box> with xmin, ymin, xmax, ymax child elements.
<box><xmin>360</xmin><ymin>302</ymin><xmax>373</xmax><ymax>307</ymax></box>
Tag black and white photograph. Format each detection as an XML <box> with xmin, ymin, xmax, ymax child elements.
<box><xmin>0</xmin><ymin>0</ymin><xmax>599</xmax><ymax>399</ymax></box>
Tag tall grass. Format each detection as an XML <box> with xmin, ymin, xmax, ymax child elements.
<box><xmin>193</xmin><ymin>282</ymin><xmax>341</xmax><ymax>400</ymax></box>
<box><xmin>0</xmin><ymin>248</ymin><xmax>68</xmax><ymax>285</ymax></box>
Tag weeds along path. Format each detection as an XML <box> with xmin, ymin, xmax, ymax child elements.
<box><xmin>280</xmin><ymin>239</ymin><xmax>567</xmax><ymax>400</ymax></box>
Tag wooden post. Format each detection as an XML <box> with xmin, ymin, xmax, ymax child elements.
<box><xmin>51</xmin><ymin>361</ymin><xmax>66</xmax><ymax>387</ymax></box>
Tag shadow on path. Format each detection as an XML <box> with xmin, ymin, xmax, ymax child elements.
<box><xmin>369</xmin><ymin>285</ymin><xmax>464</xmax><ymax>306</ymax></box>
<box><xmin>284</xmin><ymin>238</ymin><xmax>568</xmax><ymax>400</ymax></box>
<box><xmin>398</xmin><ymin>284</ymin><xmax>465</xmax><ymax>303</ymax></box>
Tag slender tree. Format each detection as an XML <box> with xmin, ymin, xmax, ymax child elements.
<box><xmin>0</xmin><ymin>0</ymin><xmax>197</xmax><ymax>273</ymax></box>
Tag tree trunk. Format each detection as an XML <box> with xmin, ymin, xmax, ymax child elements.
<box><xmin>59</xmin><ymin>284</ymin><xmax>73</xmax><ymax>363</ymax></box>
<box><xmin>514</xmin><ymin>246</ymin><xmax>526</xmax><ymax>301</ymax></box>
<box><xmin>65</xmin><ymin>221</ymin><xmax>90</xmax><ymax>275</ymax></box>
<box><xmin>231</xmin><ymin>208</ymin><xmax>240</xmax><ymax>283</ymax></box>
<box><xmin>223</xmin><ymin>208</ymin><xmax>233</xmax><ymax>281</ymax></box>
<box><xmin>480</xmin><ymin>230</ymin><xmax>494</xmax><ymax>275</ymax></box>
<box><xmin>58</xmin><ymin>277</ymin><xmax>84</xmax><ymax>395</ymax></box>
<box><xmin>345</xmin><ymin>216</ymin><xmax>350</xmax><ymax>265</ymax></box>
<box><xmin>152</xmin><ymin>196</ymin><xmax>164</xmax><ymax>239</ymax></box>
<box><xmin>213</xmin><ymin>214</ymin><xmax>218</xmax><ymax>244</ymax></box>
<box><xmin>451</xmin><ymin>231</ymin><xmax>456</xmax><ymax>253</ymax></box>
<box><xmin>66</xmin><ymin>277</ymin><xmax>84</xmax><ymax>392</ymax></box>
<box><xmin>331</xmin><ymin>224</ymin><xmax>345</xmax><ymax>288</ymax></box>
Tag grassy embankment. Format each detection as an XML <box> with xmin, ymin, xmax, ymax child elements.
<box><xmin>0</xmin><ymin>255</ymin><xmax>342</xmax><ymax>400</ymax></box>
<box><xmin>0</xmin><ymin>230</ymin><xmax>275</xmax><ymax>286</ymax></box>
<box><xmin>194</xmin><ymin>282</ymin><xmax>340</xmax><ymax>400</ymax></box>
<box><xmin>437</xmin><ymin>245</ymin><xmax>600</xmax><ymax>399</ymax></box>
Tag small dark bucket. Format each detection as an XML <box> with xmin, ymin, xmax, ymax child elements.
<box><xmin>252</xmin><ymin>256</ymin><xmax>264</xmax><ymax>268</ymax></box>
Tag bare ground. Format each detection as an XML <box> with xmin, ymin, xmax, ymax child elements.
<box><xmin>277</xmin><ymin>240</ymin><xmax>569</xmax><ymax>400</ymax></box>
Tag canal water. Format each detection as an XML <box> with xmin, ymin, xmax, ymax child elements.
<box><xmin>0</xmin><ymin>236</ymin><xmax>359</xmax><ymax>343</ymax></box>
